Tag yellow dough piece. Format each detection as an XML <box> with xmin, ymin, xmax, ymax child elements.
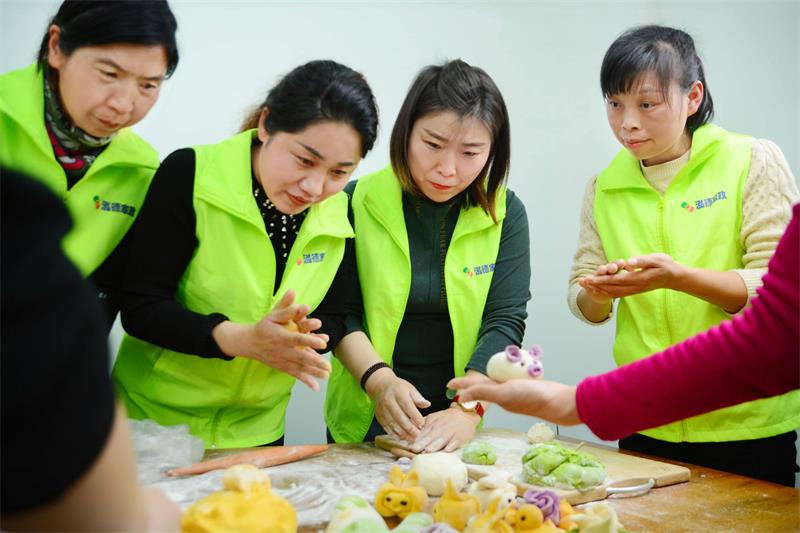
<box><xmin>433</xmin><ymin>479</ymin><xmax>482</xmax><ymax>530</ymax></box>
<box><xmin>181</xmin><ymin>464</ymin><xmax>297</xmax><ymax>533</ymax></box>
<box><xmin>374</xmin><ymin>466</ymin><xmax>429</xmax><ymax>519</ymax></box>
<box><xmin>464</xmin><ymin>498</ymin><xmax>515</xmax><ymax>533</ymax></box>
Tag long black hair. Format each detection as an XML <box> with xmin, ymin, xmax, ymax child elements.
<box><xmin>390</xmin><ymin>59</ymin><xmax>510</xmax><ymax>222</ymax></box>
<box><xmin>241</xmin><ymin>60</ymin><xmax>379</xmax><ymax>158</ymax></box>
<box><xmin>600</xmin><ymin>25</ymin><xmax>713</xmax><ymax>133</ymax></box>
<box><xmin>37</xmin><ymin>0</ymin><xmax>179</xmax><ymax>77</ymax></box>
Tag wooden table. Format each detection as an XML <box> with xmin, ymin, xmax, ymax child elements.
<box><xmin>199</xmin><ymin>439</ymin><xmax>799</xmax><ymax>532</ymax></box>
<box><xmin>606</xmin><ymin>454</ymin><xmax>799</xmax><ymax>532</ymax></box>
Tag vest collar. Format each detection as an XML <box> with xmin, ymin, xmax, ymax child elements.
<box><xmin>599</xmin><ymin>124</ymin><xmax>728</xmax><ymax>192</ymax></box>
<box><xmin>1</xmin><ymin>64</ymin><xmax>50</xmax><ymax>162</ymax></box>
<box><xmin>1</xmin><ymin>63</ymin><xmax>158</xmax><ymax>174</ymax></box>
<box><xmin>198</xmin><ymin>130</ymin><xmax>353</xmax><ymax>239</ymax></box>
<box><xmin>361</xmin><ymin>165</ymin><xmax>506</xmax><ymax>241</ymax></box>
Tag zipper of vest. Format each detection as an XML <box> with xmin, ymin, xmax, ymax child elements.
<box><xmin>658</xmin><ymin>196</ymin><xmax>687</xmax><ymax>442</ymax></box>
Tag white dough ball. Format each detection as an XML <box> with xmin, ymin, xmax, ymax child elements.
<box><xmin>527</xmin><ymin>422</ymin><xmax>555</xmax><ymax>443</ymax></box>
<box><xmin>410</xmin><ymin>452</ymin><xmax>468</xmax><ymax>496</ymax></box>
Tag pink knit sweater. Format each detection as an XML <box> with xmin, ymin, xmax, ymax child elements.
<box><xmin>576</xmin><ymin>205</ymin><xmax>800</xmax><ymax>441</ymax></box>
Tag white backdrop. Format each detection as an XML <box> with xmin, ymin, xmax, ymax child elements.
<box><xmin>3</xmin><ymin>1</ymin><xmax>798</xmax><ymax>482</ymax></box>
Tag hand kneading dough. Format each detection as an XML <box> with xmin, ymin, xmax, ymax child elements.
<box><xmin>411</xmin><ymin>452</ymin><xmax>468</xmax><ymax>496</ymax></box>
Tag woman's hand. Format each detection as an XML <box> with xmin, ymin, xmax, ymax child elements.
<box><xmin>408</xmin><ymin>406</ymin><xmax>480</xmax><ymax>453</ymax></box>
<box><xmin>365</xmin><ymin>369</ymin><xmax>430</xmax><ymax>442</ymax></box>
<box><xmin>447</xmin><ymin>375</ymin><xmax>580</xmax><ymax>426</ymax></box>
<box><xmin>579</xmin><ymin>258</ymin><xmax>628</xmax><ymax>304</ymax></box>
<box><xmin>581</xmin><ymin>254</ymin><xmax>686</xmax><ymax>299</ymax></box>
<box><xmin>212</xmin><ymin>290</ymin><xmax>332</xmax><ymax>391</ymax></box>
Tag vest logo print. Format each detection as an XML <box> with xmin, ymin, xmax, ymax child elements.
<box><xmin>681</xmin><ymin>191</ymin><xmax>727</xmax><ymax>213</ymax></box>
<box><xmin>93</xmin><ymin>195</ymin><xmax>136</xmax><ymax>217</ymax></box>
<box><xmin>295</xmin><ymin>252</ymin><xmax>326</xmax><ymax>265</ymax></box>
<box><xmin>463</xmin><ymin>263</ymin><xmax>495</xmax><ymax>278</ymax></box>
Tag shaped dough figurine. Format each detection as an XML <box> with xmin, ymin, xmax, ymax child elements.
<box><xmin>433</xmin><ymin>479</ymin><xmax>482</xmax><ymax>530</ymax></box>
<box><xmin>557</xmin><ymin>499</ymin><xmax>577</xmax><ymax>531</ymax></box>
<box><xmin>507</xmin><ymin>504</ymin><xmax>565</xmax><ymax>532</ymax></box>
<box><xmin>181</xmin><ymin>464</ymin><xmax>296</xmax><ymax>533</ymax></box>
<box><xmin>326</xmin><ymin>495</ymin><xmax>434</xmax><ymax>533</ymax></box>
<box><xmin>392</xmin><ymin>513</ymin><xmax>436</xmax><ymax>533</ymax></box>
<box><xmin>487</xmin><ymin>346</ymin><xmax>543</xmax><ymax>382</ymax></box>
<box><xmin>467</xmin><ymin>474</ymin><xmax>517</xmax><ymax>511</ymax></box>
<box><xmin>522</xmin><ymin>490</ymin><xmax>578</xmax><ymax>531</ymax></box>
<box><xmin>326</xmin><ymin>495</ymin><xmax>387</xmax><ymax>532</ymax></box>
<box><xmin>522</xmin><ymin>490</ymin><xmax>560</xmax><ymax>524</ymax></box>
<box><xmin>462</xmin><ymin>441</ymin><xmax>498</xmax><ymax>465</ymax></box>
<box><xmin>570</xmin><ymin>502</ymin><xmax>625</xmax><ymax>533</ymax></box>
<box><xmin>411</xmin><ymin>452</ymin><xmax>468</xmax><ymax>496</ymax></box>
<box><xmin>374</xmin><ymin>466</ymin><xmax>428</xmax><ymax>519</ymax></box>
<box><xmin>419</xmin><ymin>524</ymin><xmax>460</xmax><ymax>533</ymax></box>
<box><xmin>521</xmin><ymin>442</ymin><xmax>605</xmax><ymax>490</ymax></box>
<box><xmin>526</xmin><ymin>423</ymin><xmax>555</xmax><ymax>444</ymax></box>
<box><xmin>463</xmin><ymin>498</ymin><xmax>515</xmax><ymax>533</ymax></box>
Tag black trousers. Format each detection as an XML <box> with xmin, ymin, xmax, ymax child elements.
<box><xmin>619</xmin><ymin>431</ymin><xmax>798</xmax><ymax>487</ymax></box>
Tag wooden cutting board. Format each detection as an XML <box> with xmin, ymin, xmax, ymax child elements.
<box><xmin>375</xmin><ymin>428</ymin><xmax>689</xmax><ymax>505</ymax></box>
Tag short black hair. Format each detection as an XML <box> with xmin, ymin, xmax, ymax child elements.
<box><xmin>390</xmin><ymin>59</ymin><xmax>510</xmax><ymax>222</ymax></box>
<box><xmin>600</xmin><ymin>25</ymin><xmax>713</xmax><ymax>133</ymax></box>
<box><xmin>37</xmin><ymin>0</ymin><xmax>179</xmax><ymax>78</ymax></box>
<box><xmin>241</xmin><ymin>60</ymin><xmax>379</xmax><ymax>158</ymax></box>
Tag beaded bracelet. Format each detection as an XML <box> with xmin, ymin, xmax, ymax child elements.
<box><xmin>359</xmin><ymin>361</ymin><xmax>390</xmax><ymax>391</ymax></box>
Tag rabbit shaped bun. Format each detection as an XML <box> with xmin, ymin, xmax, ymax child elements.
<box><xmin>486</xmin><ymin>346</ymin><xmax>543</xmax><ymax>382</ymax></box>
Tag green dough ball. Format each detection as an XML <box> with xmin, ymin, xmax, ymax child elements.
<box><xmin>462</xmin><ymin>441</ymin><xmax>497</xmax><ymax>465</ymax></box>
<box><xmin>392</xmin><ymin>513</ymin><xmax>435</xmax><ymax>532</ymax></box>
<box><xmin>520</xmin><ymin>442</ymin><xmax>605</xmax><ymax>490</ymax></box>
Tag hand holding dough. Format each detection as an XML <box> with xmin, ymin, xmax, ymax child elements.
<box><xmin>486</xmin><ymin>346</ymin><xmax>544</xmax><ymax>382</ymax></box>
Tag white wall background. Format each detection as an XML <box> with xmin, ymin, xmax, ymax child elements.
<box><xmin>3</xmin><ymin>1</ymin><xmax>798</xmax><ymax>482</ymax></box>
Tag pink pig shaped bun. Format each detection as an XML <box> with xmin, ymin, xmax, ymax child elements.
<box><xmin>486</xmin><ymin>345</ymin><xmax>544</xmax><ymax>382</ymax></box>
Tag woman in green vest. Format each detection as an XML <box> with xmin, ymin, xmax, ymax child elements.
<box><xmin>0</xmin><ymin>0</ymin><xmax>179</xmax><ymax>330</ymax></box>
<box><xmin>569</xmin><ymin>25</ymin><xmax>799</xmax><ymax>485</ymax></box>
<box><xmin>112</xmin><ymin>60</ymin><xmax>378</xmax><ymax>449</ymax></box>
<box><xmin>325</xmin><ymin>59</ymin><xmax>531</xmax><ymax>453</ymax></box>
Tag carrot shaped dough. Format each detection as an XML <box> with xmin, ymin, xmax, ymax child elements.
<box><xmin>167</xmin><ymin>444</ymin><xmax>329</xmax><ymax>476</ymax></box>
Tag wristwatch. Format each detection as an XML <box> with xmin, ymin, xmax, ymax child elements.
<box><xmin>452</xmin><ymin>395</ymin><xmax>485</xmax><ymax>418</ymax></box>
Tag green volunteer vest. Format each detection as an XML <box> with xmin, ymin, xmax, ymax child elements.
<box><xmin>0</xmin><ymin>63</ymin><xmax>159</xmax><ymax>276</ymax></box>
<box><xmin>595</xmin><ymin>123</ymin><xmax>800</xmax><ymax>442</ymax></box>
<box><xmin>112</xmin><ymin>130</ymin><xmax>353</xmax><ymax>448</ymax></box>
<box><xmin>325</xmin><ymin>166</ymin><xmax>506</xmax><ymax>442</ymax></box>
